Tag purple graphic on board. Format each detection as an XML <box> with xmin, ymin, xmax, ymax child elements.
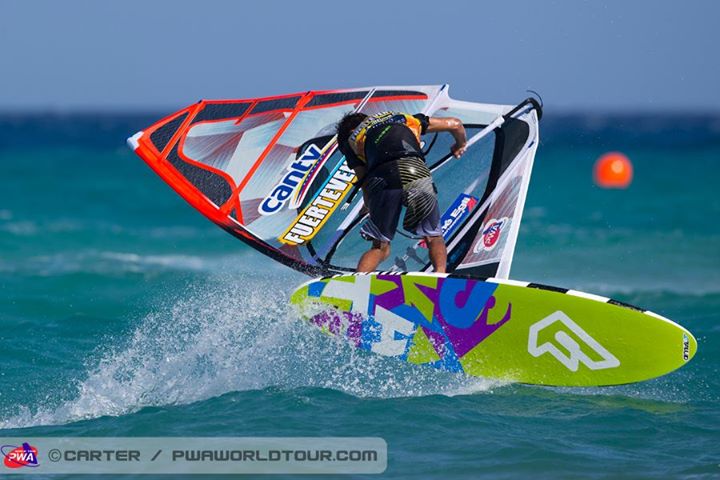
<box><xmin>373</xmin><ymin>274</ymin><xmax>512</xmax><ymax>359</ymax></box>
<box><xmin>310</xmin><ymin>310</ymin><xmax>364</xmax><ymax>347</ymax></box>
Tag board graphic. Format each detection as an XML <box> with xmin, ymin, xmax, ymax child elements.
<box><xmin>291</xmin><ymin>272</ymin><xmax>697</xmax><ymax>386</ymax></box>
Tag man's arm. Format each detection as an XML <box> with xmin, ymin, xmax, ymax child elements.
<box><xmin>427</xmin><ymin>117</ymin><xmax>467</xmax><ymax>158</ymax></box>
<box><xmin>352</xmin><ymin>164</ymin><xmax>367</xmax><ymax>184</ymax></box>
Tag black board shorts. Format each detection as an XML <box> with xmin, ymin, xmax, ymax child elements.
<box><xmin>359</xmin><ymin>158</ymin><xmax>443</xmax><ymax>243</ymax></box>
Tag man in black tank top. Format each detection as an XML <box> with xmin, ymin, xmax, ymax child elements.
<box><xmin>337</xmin><ymin>111</ymin><xmax>467</xmax><ymax>273</ymax></box>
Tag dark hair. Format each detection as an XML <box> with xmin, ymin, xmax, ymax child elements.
<box><xmin>336</xmin><ymin>112</ymin><xmax>367</xmax><ymax>154</ymax></box>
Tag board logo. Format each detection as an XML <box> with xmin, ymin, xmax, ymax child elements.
<box><xmin>474</xmin><ymin>217</ymin><xmax>508</xmax><ymax>253</ymax></box>
<box><xmin>258</xmin><ymin>144</ymin><xmax>323</xmax><ymax>216</ymax></box>
<box><xmin>420</xmin><ymin>194</ymin><xmax>477</xmax><ymax>248</ymax></box>
<box><xmin>528</xmin><ymin>311</ymin><xmax>620</xmax><ymax>371</ymax></box>
<box><xmin>682</xmin><ymin>333</ymin><xmax>690</xmax><ymax>361</ymax></box>
<box><xmin>2</xmin><ymin>443</ymin><xmax>39</xmax><ymax>469</ymax></box>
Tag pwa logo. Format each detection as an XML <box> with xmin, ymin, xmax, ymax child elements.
<box><xmin>258</xmin><ymin>144</ymin><xmax>322</xmax><ymax>215</ymax></box>
<box><xmin>528</xmin><ymin>311</ymin><xmax>620</xmax><ymax>371</ymax></box>
<box><xmin>474</xmin><ymin>217</ymin><xmax>508</xmax><ymax>253</ymax></box>
<box><xmin>2</xmin><ymin>443</ymin><xmax>39</xmax><ymax>469</ymax></box>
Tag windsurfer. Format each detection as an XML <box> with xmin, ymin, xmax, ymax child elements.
<box><xmin>336</xmin><ymin>111</ymin><xmax>467</xmax><ymax>273</ymax></box>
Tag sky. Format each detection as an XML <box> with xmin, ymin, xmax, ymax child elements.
<box><xmin>1</xmin><ymin>0</ymin><xmax>719</xmax><ymax>112</ymax></box>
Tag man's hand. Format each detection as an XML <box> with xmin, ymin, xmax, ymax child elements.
<box><xmin>451</xmin><ymin>142</ymin><xmax>467</xmax><ymax>158</ymax></box>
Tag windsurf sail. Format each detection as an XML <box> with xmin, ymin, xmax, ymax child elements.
<box><xmin>127</xmin><ymin>85</ymin><xmax>541</xmax><ymax>278</ymax></box>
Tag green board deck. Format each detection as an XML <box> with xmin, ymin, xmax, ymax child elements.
<box><xmin>291</xmin><ymin>272</ymin><xmax>696</xmax><ymax>386</ymax></box>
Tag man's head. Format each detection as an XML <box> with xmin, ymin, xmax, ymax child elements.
<box><xmin>336</xmin><ymin>112</ymin><xmax>367</xmax><ymax>153</ymax></box>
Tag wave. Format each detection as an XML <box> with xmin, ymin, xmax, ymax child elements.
<box><xmin>0</xmin><ymin>274</ymin><xmax>502</xmax><ymax>429</ymax></box>
<box><xmin>0</xmin><ymin>218</ymin><xmax>103</xmax><ymax>236</ymax></box>
<box><xmin>0</xmin><ymin>250</ymin><xmax>244</xmax><ymax>276</ymax></box>
<box><xmin>99</xmin><ymin>251</ymin><xmax>208</xmax><ymax>271</ymax></box>
<box><xmin>0</xmin><ymin>217</ymin><xmax>209</xmax><ymax>238</ymax></box>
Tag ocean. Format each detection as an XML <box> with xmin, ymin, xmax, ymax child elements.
<box><xmin>0</xmin><ymin>111</ymin><xmax>718</xmax><ymax>479</ymax></box>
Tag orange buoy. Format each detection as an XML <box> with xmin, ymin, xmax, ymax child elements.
<box><xmin>594</xmin><ymin>152</ymin><xmax>633</xmax><ymax>188</ymax></box>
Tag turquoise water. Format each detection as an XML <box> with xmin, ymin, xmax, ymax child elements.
<box><xmin>0</xmin><ymin>113</ymin><xmax>719</xmax><ymax>478</ymax></box>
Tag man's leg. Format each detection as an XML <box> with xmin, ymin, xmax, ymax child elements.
<box><xmin>424</xmin><ymin>235</ymin><xmax>447</xmax><ymax>273</ymax></box>
<box><xmin>357</xmin><ymin>186</ymin><xmax>401</xmax><ymax>273</ymax></box>
<box><xmin>357</xmin><ymin>240</ymin><xmax>391</xmax><ymax>272</ymax></box>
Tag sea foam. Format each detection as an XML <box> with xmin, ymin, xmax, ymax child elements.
<box><xmin>1</xmin><ymin>273</ymin><xmax>501</xmax><ymax>428</ymax></box>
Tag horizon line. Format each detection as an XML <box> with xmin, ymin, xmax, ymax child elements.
<box><xmin>1</xmin><ymin>106</ymin><xmax>720</xmax><ymax>117</ymax></box>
